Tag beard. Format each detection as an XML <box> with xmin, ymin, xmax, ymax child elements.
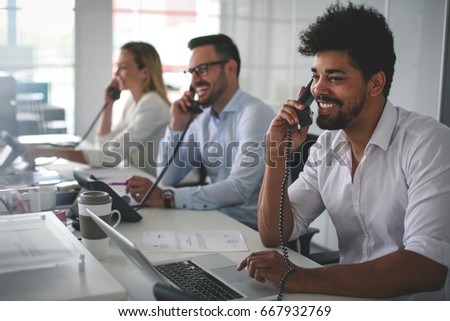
<box><xmin>316</xmin><ymin>95</ymin><xmax>365</xmax><ymax>130</ymax></box>
<box><xmin>196</xmin><ymin>71</ymin><xmax>228</xmax><ymax>107</ymax></box>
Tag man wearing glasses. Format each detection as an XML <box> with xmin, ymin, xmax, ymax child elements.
<box><xmin>125</xmin><ymin>34</ymin><xmax>275</xmax><ymax>230</ymax></box>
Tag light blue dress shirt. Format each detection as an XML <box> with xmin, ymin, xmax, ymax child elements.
<box><xmin>157</xmin><ymin>89</ymin><xmax>276</xmax><ymax>229</ymax></box>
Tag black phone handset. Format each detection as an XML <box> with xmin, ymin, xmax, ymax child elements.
<box><xmin>108</xmin><ymin>87</ymin><xmax>121</xmax><ymax>101</ymax></box>
<box><xmin>296</xmin><ymin>79</ymin><xmax>314</xmax><ymax>127</ymax></box>
<box><xmin>189</xmin><ymin>86</ymin><xmax>204</xmax><ymax>114</ymax></box>
<box><xmin>276</xmin><ymin>80</ymin><xmax>315</xmax><ymax>300</ymax></box>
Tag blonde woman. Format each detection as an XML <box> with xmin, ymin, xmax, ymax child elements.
<box><xmin>27</xmin><ymin>42</ymin><xmax>170</xmax><ymax>175</ymax></box>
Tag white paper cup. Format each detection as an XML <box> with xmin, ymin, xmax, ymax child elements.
<box><xmin>78</xmin><ymin>191</ymin><xmax>121</xmax><ymax>260</ymax></box>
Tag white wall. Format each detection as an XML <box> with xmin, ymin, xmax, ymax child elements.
<box><xmin>388</xmin><ymin>0</ymin><xmax>446</xmax><ymax>119</ymax></box>
<box><xmin>74</xmin><ymin>0</ymin><xmax>112</xmax><ymax>143</ymax></box>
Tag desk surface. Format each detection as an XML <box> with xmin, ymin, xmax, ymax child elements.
<box><xmin>101</xmin><ymin>206</ymin><xmax>354</xmax><ymax>301</ymax></box>
<box><xmin>0</xmin><ymin>212</ymin><xmax>127</xmax><ymax>301</ymax></box>
<box><xmin>31</xmin><ymin>162</ymin><xmax>356</xmax><ymax>301</ymax></box>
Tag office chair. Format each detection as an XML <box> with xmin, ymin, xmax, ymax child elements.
<box><xmin>0</xmin><ymin>72</ymin><xmax>18</xmax><ymax>136</ymax></box>
<box><xmin>287</xmin><ymin>134</ymin><xmax>340</xmax><ymax>265</ymax></box>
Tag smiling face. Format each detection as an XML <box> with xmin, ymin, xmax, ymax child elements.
<box><xmin>311</xmin><ymin>50</ymin><xmax>370</xmax><ymax>130</ymax></box>
<box><xmin>115</xmin><ymin>49</ymin><xmax>148</xmax><ymax>93</ymax></box>
<box><xmin>189</xmin><ymin>44</ymin><xmax>238</xmax><ymax>114</ymax></box>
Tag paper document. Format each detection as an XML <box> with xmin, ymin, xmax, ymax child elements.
<box><xmin>143</xmin><ymin>230</ymin><xmax>248</xmax><ymax>252</ymax></box>
<box><xmin>0</xmin><ymin>214</ymin><xmax>80</xmax><ymax>274</ymax></box>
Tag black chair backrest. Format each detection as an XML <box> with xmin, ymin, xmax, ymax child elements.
<box><xmin>288</xmin><ymin>133</ymin><xmax>319</xmax><ymax>183</ymax></box>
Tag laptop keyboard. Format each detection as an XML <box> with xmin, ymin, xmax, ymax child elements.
<box><xmin>155</xmin><ymin>260</ymin><xmax>243</xmax><ymax>301</ymax></box>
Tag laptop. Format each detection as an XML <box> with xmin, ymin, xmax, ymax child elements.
<box><xmin>86</xmin><ymin>208</ymin><xmax>277</xmax><ymax>301</ymax></box>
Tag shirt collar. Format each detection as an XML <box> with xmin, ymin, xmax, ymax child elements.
<box><xmin>207</xmin><ymin>88</ymin><xmax>243</xmax><ymax>118</ymax></box>
<box><xmin>331</xmin><ymin>99</ymin><xmax>397</xmax><ymax>151</ymax></box>
<box><xmin>368</xmin><ymin>99</ymin><xmax>397</xmax><ymax>151</ymax></box>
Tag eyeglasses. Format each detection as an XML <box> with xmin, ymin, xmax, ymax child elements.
<box><xmin>184</xmin><ymin>60</ymin><xmax>229</xmax><ymax>80</ymax></box>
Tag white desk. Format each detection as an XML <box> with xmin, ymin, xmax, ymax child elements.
<box><xmin>100</xmin><ymin>206</ymin><xmax>355</xmax><ymax>301</ymax></box>
<box><xmin>40</xmin><ymin>162</ymin><xmax>357</xmax><ymax>300</ymax></box>
<box><xmin>0</xmin><ymin>212</ymin><xmax>127</xmax><ymax>301</ymax></box>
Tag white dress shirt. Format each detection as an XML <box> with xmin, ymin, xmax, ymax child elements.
<box><xmin>82</xmin><ymin>91</ymin><xmax>170</xmax><ymax>175</ymax></box>
<box><xmin>289</xmin><ymin>100</ymin><xmax>450</xmax><ymax>300</ymax></box>
<box><xmin>157</xmin><ymin>89</ymin><xmax>275</xmax><ymax>229</ymax></box>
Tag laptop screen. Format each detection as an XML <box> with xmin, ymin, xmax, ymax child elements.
<box><xmin>0</xmin><ymin>131</ymin><xmax>23</xmax><ymax>170</ymax></box>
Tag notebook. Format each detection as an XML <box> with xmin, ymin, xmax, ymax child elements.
<box><xmin>86</xmin><ymin>208</ymin><xmax>277</xmax><ymax>301</ymax></box>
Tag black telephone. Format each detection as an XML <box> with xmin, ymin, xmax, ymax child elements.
<box><xmin>296</xmin><ymin>79</ymin><xmax>314</xmax><ymax>127</ymax></box>
<box><xmin>189</xmin><ymin>86</ymin><xmax>204</xmax><ymax>114</ymax></box>
<box><xmin>72</xmin><ymin>170</ymin><xmax>142</xmax><ymax>223</ymax></box>
<box><xmin>108</xmin><ymin>87</ymin><xmax>121</xmax><ymax>101</ymax></box>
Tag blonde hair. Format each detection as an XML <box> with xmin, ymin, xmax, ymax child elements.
<box><xmin>121</xmin><ymin>41</ymin><xmax>170</xmax><ymax>105</ymax></box>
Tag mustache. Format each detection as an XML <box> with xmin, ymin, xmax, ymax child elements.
<box><xmin>316</xmin><ymin>95</ymin><xmax>342</xmax><ymax>106</ymax></box>
<box><xmin>193</xmin><ymin>81</ymin><xmax>209</xmax><ymax>88</ymax></box>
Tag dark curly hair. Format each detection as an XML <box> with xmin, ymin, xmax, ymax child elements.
<box><xmin>188</xmin><ymin>34</ymin><xmax>241</xmax><ymax>77</ymax></box>
<box><xmin>299</xmin><ymin>3</ymin><xmax>396</xmax><ymax>96</ymax></box>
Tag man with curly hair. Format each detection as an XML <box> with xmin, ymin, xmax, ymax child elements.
<box><xmin>238</xmin><ymin>3</ymin><xmax>450</xmax><ymax>300</ymax></box>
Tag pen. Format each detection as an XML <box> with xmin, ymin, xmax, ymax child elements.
<box><xmin>110</xmin><ymin>182</ymin><xmax>127</xmax><ymax>186</ymax></box>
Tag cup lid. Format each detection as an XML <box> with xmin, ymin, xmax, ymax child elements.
<box><xmin>77</xmin><ymin>190</ymin><xmax>112</xmax><ymax>205</ymax></box>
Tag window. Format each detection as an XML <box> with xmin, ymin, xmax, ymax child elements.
<box><xmin>113</xmin><ymin>0</ymin><xmax>221</xmax><ymax>102</ymax></box>
<box><xmin>0</xmin><ymin>0</ymin><xmax>75</xmax><ymax>134</ymax></box>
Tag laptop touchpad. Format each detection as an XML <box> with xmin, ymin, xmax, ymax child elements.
<box><xmin>211</xmin><ymin>266</ymin><xmax>249</xmax><ymax>283</ymax></box>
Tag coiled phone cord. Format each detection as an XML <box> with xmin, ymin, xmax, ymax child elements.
<box><xmin>277</xmin><ymin>126</ymin><xmax>295</xmax><ymax>301</ymax></box>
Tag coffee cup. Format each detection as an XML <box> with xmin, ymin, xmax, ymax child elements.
<box><xmin>77</xmin><ymin>190</ymin><xmax>121</xmax><ymax>260</ymax></box>
<box><xmin>20</xmin><ymin>185</ymin><xmax>57</xmax><ymax>213</ymax></box>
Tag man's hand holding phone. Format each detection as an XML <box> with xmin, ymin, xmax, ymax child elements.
<box><xmin>267</xmin><ymin>81</ymin><xmax>314</xmax><ymax>155</ymax></box>
<box><xmin>170</xmin><ymin>86</ymin><xmax>203</xmax><ymax>131</ymax></box>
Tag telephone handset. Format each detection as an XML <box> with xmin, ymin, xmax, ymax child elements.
<box><xmin>188</xmin><ymin>86</ymin><xmax>204</xmax><ymax>114</ymax></box>
<box><xmin>296</xmin><ymin>79</ymin><xmax>314</xmax><ymax>127</ymax></box>
<box><xmin>108</xmin><ymin>87</ymin><xmax>121</xmax><ymax>101</ymax></box>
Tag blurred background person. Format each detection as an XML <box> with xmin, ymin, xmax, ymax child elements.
<box><xmin>125</xmin><ymin>34</ymin><xmax>276</xmax><ymax>230</ymax></box>
<box><xmin>25</xmin><ymin>41</ymin><xmax>170</xmax><ymax>176</ymax></box>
